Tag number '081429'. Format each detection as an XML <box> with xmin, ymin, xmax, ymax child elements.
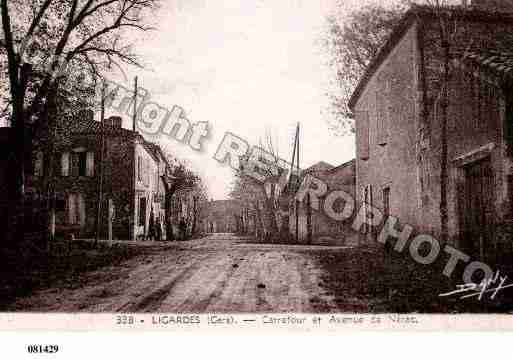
<box><xmin>27</xmin><ymin>345</ymin><xmax>59</xmax><ymax>354</ymax></box>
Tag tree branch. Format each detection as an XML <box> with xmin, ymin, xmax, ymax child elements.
<box><xmin>23</xmin><ymin>0</ymin><xmax>53</xmax><ymax>41</ymax></box>
<box><xmin>1</xmin><ymin>0</ymin><xmax>20</xmax><ymax>101</ymax></box>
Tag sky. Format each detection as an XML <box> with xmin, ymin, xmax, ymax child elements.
<box><xmin>106</xmin><ymin>0</ymin><xmax>365</xmax><ymax>199</ymax></box>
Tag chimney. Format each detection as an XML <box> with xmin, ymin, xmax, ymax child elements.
<box><xmin>103</xmin><ymin>115</ymin><xmax>122</xmax><ymax>128</ymax></box>
<box><xmin>110</xmin><ymin>116</ymin><xmax>122</xmax><ymax>128</ymax></box>
<box><xmin>79</xmin><ymin>109</ymin><xmax>95</xmax><ymax>122</ymax></box>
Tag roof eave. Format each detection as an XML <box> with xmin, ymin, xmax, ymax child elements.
<box><xmin>348</xmin><ymin>10</ymin><xmax>417</xmax><ymax>111</ymax></box>
<box><xmin>348</xmin><ymin>6</ymin><xmax>513</xmax><ymax>112</ymax></box>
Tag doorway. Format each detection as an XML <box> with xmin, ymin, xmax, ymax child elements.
<box><xmin>462</xmin><ymin>157</ymin><xmax>494</xmax><ymax>259</ymax></box>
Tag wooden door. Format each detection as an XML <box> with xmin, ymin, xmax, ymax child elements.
<box><xmin>463</xmin><ymin>158</ymin><xmax>494</xmax><ymax>259</ymax></box>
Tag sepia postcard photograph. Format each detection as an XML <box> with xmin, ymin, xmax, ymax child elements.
<box><xmin>1</xmin><ymin>0</ymin><xmax>513</xmax><ymax>347</ymax></box>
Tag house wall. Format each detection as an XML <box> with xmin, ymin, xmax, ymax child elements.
<box><xmin>354</xmin><ymin>23</ymin><xmax>420</xmax><ymax>242</ymax></box>
<box><xmin>418</xmin><ymin>17</ymin><xmax>513</xmax><ymax>246</ymax></box>
<box><xmin>27</xmin><ymin>114</ymin><xmax>173</xmax><ymax>241</ymax></box>
<box><xmin>353</xmin><ymin>15</ymin><xmax>513</xmax><ymax>256</ymax></box>
<box><xmin>33</xmin><ymin>132</ymin><xmax>136</xmax><ymax>240</ymax></box>
<box><xmin>101</xmin><ymin>134</ymin><xmax>134</xmax><ymax>240</ymax></box>
<box><xmin>201</xmin><ymin>200</ymin><xmax>242</xmax><ymax>234</ymax></box>
<box><xmin>34</xmin><ymin>133</ymin><xmax>102</xmax><ymax>238</ymax></box>
<box><xmin>134</xmin><ymin>141</ymin><xmax>160</xmax><ymax>238</ymax></box>
<box><xmin>288</xmin><ymin>161</ymin><xmax>356</xmax><ymax>245</ymax></box>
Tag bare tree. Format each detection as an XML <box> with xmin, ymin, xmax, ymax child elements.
<box><xmin>1</xmin><ymin>0</ymin><xmax>159</xmax><ymax>245</ymax></box>
<box><xmin>325</xmin><ymin>3</ymin><xmax>405</xmax><ymax>135</ymax></box>
<box><xmin>229</xmin><ymin>166</ymin><xmax>266</xmax><ymax>240</ymax></box>
<box><xmin>229</xmin><ymin>130</ymin><xmax>295</xmax><ymax>242</ymax></box>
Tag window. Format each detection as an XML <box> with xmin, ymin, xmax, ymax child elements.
<box><xmin>61</xmin><ymin>152</ymin><xmax>70</xmax><ymax>176</ymax></box>
<box><xmin>376</xmin><ymin>82</ymin><xmax>390</xmax><ymax>146</ymax></box>
<box><xmin>144</xmin><ymin>160</ymin><xmax>149</xmax><ymax>186</ymax></box>
<box><xmin>71</xmin><ymin>150</ymin><xmax>90</xmax><ymax>177</ymax></box>
<box><xmin>138</xmin><ymin>156</ymin><xmax>142</xmax><ymax>182</ymax></box>
<box><xmin>362</xmin><ymin>184</ymin><xmax>373</xmax><ymax>234</ymax></box>
<box><xmin>383</xmin><ymin>186</ymin><xmax>390</xmax><ymax>219</ymax></box>
<box><xmin>139</xmin><ymin>197</ymin><xmax>147</xmax><ymax>226</ymax></box>
<box><xmin>86</xmin><ymin>151</ymin><xmax>94</xmax><ymax>177</ymax></box>
<box><xmin>78</xmin><ymin>152</ymin><xmax>87</xmax><ymax>176</ymax></box>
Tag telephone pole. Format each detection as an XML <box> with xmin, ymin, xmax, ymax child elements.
<box><xmin>131</xmin><ymin>76</ymin><xmax>138</xmax><ymax>241</ymax></box>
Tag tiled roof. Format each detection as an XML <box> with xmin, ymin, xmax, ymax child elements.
<box><xmin>304</xmin><ymin>161</ymin><xmax>335</xmax><ymax>174</ymax></box>
<box><xmin>348</xmin><ymin>5</ymin><xmax>513</xmax><ymax>110</ymax></box>
<box><xmin>60</xmin><ymin>115</ymin><xmax>170</xmax><ymax>164</ymax></box>
<box><xmin>326</xmin><ymin>158</ymin><xmax>355</xmax><ymax>173</ymax></box>
<box><xmin>463</xmin><ymin>50</ymin><xmax>513</xmax><ymax>80</ymax></box>
<box><xmin>64</xmin><ymin>116</ymin><xmax>134</xmax><ymax>137</ymax></box>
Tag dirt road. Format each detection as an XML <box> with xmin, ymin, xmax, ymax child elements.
<box><xmin>11</xmin><ymin>234</ymin><xmax>349</xmax><ymax>312</ymax></box>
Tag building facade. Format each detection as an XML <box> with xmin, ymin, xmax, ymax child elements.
<box><xmin>202</xmin><ymin>200</ymin><xmax>243</xmax><ymax>234</ymax></box>
<box><xmin>289</xmin><ymin>160</ymin><xmax>356</xmax><ymax>245</ymax></box>
<box><xmin>350</xmin><ymin>3</ymin><xmax>513</xmax><ymax>260</ymax></box>
<box><xmin>29</xmin><ymin>113</ymin><xmax>172</xmax><ymax>241</ymax></box>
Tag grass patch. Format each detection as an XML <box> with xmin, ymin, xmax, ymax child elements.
<box><xmin>0</xmin><ymin>240</ymin><xmax>158</xmax><ymax>310</ymax></box>
<box><xmin>313</xmin><ymin>245</ymin><xmax>513</xmax><ymax>313</ymax></box>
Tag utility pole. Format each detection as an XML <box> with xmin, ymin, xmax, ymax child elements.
<box><xmin>306</xmin><ymin>192</ymin><xmax>312</xmax><ymax>244</ymax></box>
<box><xmin>291</xmin><ymin>123</ymin><xmax>300</xmax><ymax>243</ymax></box>
<box><xmin>131</xmin><ymin>76</ymin><xmax>138</xmax><ymax>241</ymax></box>
<box><xmin>133</xmin><ymin>77</ymin><xmax>138</xmax><ymax>132</ymax></box>
<box><xmin>96</xmin><ymin>80</ymin><xmax>106</xmax><ymax>245</ymax></box>
<box><xmin>296</xmin><ymin>122</ymin><xmax>301</xmax><ymax>242</ymax></box>
<box><xmin>108</xmin><ymin>198</ymin><xmax>114</xmax><ymax>247</ymax></box>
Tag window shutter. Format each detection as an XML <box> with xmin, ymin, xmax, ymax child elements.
<box><xmin>78</xmin><ymin>193</ymin><xmax>86</xmax><ymax>227</ymax></box>
<box><xmin>357</xmin><ymin>110</ymin><xmax>370</xmax><ymax>160</ymax></box>
<box><xmin>68</xmin><ymin>193</ymin><xmax>76</xmax><ymax>224</ymax></box>
<box><xmin>145</xmin><ymin>161</ymin><xmax>149</xmax><ymax>186</ymax></box>
<box><xmin>86</xmin><ymin>151</ymin><xmax>94</xmax><ymax>177</ymax></box>
<box><xmin>138</xmin><ymin>156</ymin><xmax>142</xmax><ymax>182</ymax></box>
<box><xmin>147</xmin><ymin>161</ymin><xmax>150</xmax><ymax>186</ymax></box>
<box><xmin>143</xmin><ymin>160</ymin><xmax>147</xmax><ymax>186</ymax></box>
<box><xmin>61</xmin><ymin>152</ymin><xmax>70</xmax><ymax>176</ymax></box>
<box><xmin>34</xmin><ymin>151</ymin><xmax>43</xmax><ymax>177</ymax></box>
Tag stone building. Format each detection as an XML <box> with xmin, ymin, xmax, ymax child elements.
<box><xmin>29</xmin><ymin>112</ymin><xmax>173</xmax><ymax>240</ymax></box>
<box><xmin>350</xmin><ymin>2</ymin><xmax>513</xmax><ymax>260</ymax></box>
<box><xmin>289</xmin><ymin>160</ymin><xmax>356</xmax><ymax>245</ymax></box>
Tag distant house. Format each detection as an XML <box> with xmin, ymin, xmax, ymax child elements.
<box><xmin>202</xmin><ymin>199</ymin><xmax>244</xmax><ymax>234</ymax></box>
<box><xmin>28</xmin><ymin>112</ymin><xmax>173</xmax><ymax>240</ymax></box>
<box><xmin>289</xmin><ymin>159</ymin><xmax>356</xmax><ymax>245</ymax></box>
<box><xmin>350</xmin><ymin>2</ymin><xmax>513</xmax><ymax>260</ymax></box>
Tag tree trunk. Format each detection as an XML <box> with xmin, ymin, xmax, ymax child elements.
<box><xmin>5</xmin><ymin>65</ymin><xmax>32</xmax><ymax>250</ymax></box>
<box><xmin>42</xmin><ymin>86</ymin><xmax>58</xmax><ymax>245</ymax></box>
<box><xmin>191</xmin><ymin>196</ymin><xmax>197</xmax><ymax>235</ymax></box>
<box><xmin>262</xmin><ymin>197</ymin><xmax>279</xmax><ymax>242</ymax></box>
<box><xmin>165</xmin><ymin>190</ymin><xmax>175</xmax><ymax>241</ymax></box>
<box><xmin>439</xmin><ymin>27</ymin><xmax>450</xmax><ymax>245</ymax></box>
<box><xmin>306</xmin><ymin>193</ymin><xmax>312</xmax><ymax>244</ymax></box>
<box><xmin>254</xmin><ymin>201</ymin><xmax>264</xmax><ymax>241</ymax></box>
